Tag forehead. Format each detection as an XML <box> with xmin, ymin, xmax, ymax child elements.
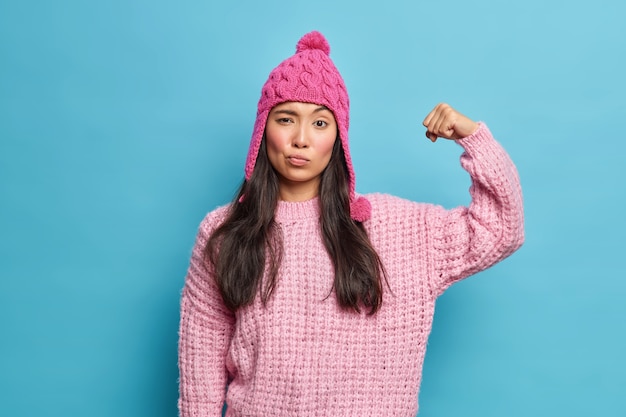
<box><xmin>271</xmin><ymin>101</ymin><xmax>332</xmax><ymax>114</ymax></box>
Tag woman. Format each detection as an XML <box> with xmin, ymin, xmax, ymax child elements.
<box><xmin>178</xmin><ymin>31</ymin><xmax>524</xmax><ymax>416</ymax></box>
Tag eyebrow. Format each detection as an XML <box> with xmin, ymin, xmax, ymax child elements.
<box><xmin>313</xmin><ymin>106</ymin><xmax>330</xmax><ymax>113</ymax></box>
<box><xmin>272</xmin><ymin>106</ymin><xmax>330</xmax><ymax>116</ymax></box>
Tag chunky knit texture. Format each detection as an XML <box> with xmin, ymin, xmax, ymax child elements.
<box><xmin>178</xmin><ymin>123</ymin><xmax>524</xmax><ymax>417</ymax></box>
<box><xmin>244</xmin><ymin>31</ymin><xmax>371</xmax><ymax>221</ymax></box>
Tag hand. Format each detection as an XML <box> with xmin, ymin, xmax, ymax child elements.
<box><xmin>422</xmin><ymin>103</ymin><xmax>478</xmax><ymax>142</ymax></box>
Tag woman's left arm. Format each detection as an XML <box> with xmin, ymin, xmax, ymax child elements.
<box><xmin>423</xmin><ymin>104</ymin><xmax>525</xmax><ymax>296</ymax></box>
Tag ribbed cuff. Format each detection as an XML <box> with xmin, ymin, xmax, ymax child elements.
<box><xmin>455</xmin><ymin>122</ymin><xmax>500</xmax><ymax>156</ymax></box>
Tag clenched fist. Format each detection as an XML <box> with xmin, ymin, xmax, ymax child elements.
<box><xmin>423</xmin><ymin>103</ymin><xmax>478</xmax><ymax>142</ymax></box>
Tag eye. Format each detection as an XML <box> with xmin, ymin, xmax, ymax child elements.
<box><xmin>276</xmin><ymin>117</ymin><xmax>293</xmax><ymax>124</ymax></box>
<box><xmin>314</xmin><ymin>120</ymin><xmax>328</xmax><ymax>127</ymax></box>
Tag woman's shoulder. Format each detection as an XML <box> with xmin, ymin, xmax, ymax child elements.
<box><xmin>196</xmin><ymin>203</ymin><xmax>233</xmax><ymax>237</ymax></box>
<box><xmin>363</xmin><ymin>193</ymin><xmax>436</xmax><ymax>222</ymax></box>
<box><xmin>362</xmin><ymin>194</ymin><xmax>448</xmax><ymax>239</ymax></box>
<box><xmin>364</xmin><ymin>193</ymin><xmax>424</xmax><ymax>210</ymax></box>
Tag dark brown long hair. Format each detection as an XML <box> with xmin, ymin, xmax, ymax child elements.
<box><xmin>205</xmin><ymin>138</ymin><xmax>387</xmax><ymax>314</ymax></box>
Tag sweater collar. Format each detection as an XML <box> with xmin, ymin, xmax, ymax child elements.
<box><xmin>275</xmin><ymin>197</ymin><xmax>320</xmax><ymax>222</ymax></box>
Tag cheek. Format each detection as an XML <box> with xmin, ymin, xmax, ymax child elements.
<box><xmin>265</xmin><ymin>128</ymin><xmax>286</xmax><ymax>160</ymax></box>
<box><xmin>265</xmin><ymin>128</ymin><xmax>280</xmax><ymax>151</ymax></box>
<box><xmin>318</xmin><ymin>134</ymin><xmax>337</xmax><ymax>160</ymax></box>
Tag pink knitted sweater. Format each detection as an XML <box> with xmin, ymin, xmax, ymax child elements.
<box><xmin>178</xmin><ymin>124</ymin><xmax>524</xmax><ymax>416</ymax></box>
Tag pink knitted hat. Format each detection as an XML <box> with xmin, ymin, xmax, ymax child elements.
<box><xmin>244</xmin><ymin>31</ymin><xmax>371</xmax><ymax>222</ymax></box>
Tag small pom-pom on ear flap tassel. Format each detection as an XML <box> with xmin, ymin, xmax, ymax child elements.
<box><xmin>350</xmin><ymin>196</ymin><xmax>372</xmax><ymax>222</ymax></box>
<box><xmin>296</xmin><ymin>31</ymin><xmax>331</xmax><ymax>55</ymax></box>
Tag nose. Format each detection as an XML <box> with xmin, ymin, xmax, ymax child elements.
<box><xmin>292</xmin><ymin>126</ymin><xmax>309</xmax><ymax>148</ymax></box>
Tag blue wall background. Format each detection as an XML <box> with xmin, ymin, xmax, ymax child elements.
<box><xmin>1</xmin><ymin>1</ymin><xmax>624</xmax><ymax>416</ymax></box>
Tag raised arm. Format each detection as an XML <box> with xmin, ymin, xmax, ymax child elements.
<box><xmin>178</xmin><ymin>211</ymin><xmax>235</xmax><ymax>416</ymax></box>
<box><xmin>422</xmin><ymin>104</ymin><xmax>525</xmax><ymax>296</ymax></box>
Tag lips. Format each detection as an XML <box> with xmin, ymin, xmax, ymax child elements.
<box><xmin>286</xmin><ymin>155</ymin><xmax>309</xmax><ymax>167</ymax></box>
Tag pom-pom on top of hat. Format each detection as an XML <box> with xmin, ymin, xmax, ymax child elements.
<box><xmin>296</xmin><ymin>31</ymin><xmax>331</xmax><ymax>55</ymax></box>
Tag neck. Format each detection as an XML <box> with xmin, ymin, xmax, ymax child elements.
<box><xmin>278</xmin><ymin>181</ymin><xmax>320</xmax><ymax>202</ymax></box>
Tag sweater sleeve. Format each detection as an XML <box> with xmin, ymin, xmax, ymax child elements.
<box><xmin>178</xmin><ymin>211</ymin><xmax>235</xmax><ymax>417</ymax></box>
<box><xmin>429</xmin><ymin>123</ymin><xmax>525</xmax><ymax>297</ymax></box>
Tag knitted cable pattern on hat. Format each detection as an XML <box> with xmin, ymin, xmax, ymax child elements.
<box><xmin>244</xmin><ymin>31</ymin><xmax>371</xmax><ymax>221</ymax></box>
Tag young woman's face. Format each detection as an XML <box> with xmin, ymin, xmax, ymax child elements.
<box><xmin>265</xmin><ymin>101</ymin><xmax>338</xmax><ymax>201</ymax></box>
